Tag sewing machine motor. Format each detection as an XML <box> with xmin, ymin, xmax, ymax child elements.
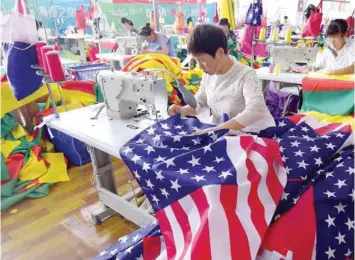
<box><xmin>96</xmin><ymin>69</ymin><xmax>168</xmax><ymax>121</ymax></box>
<box><xmin>270</xmin><ymin>46</ymin><xmax>318</xmax><ymax>73</ymax></box>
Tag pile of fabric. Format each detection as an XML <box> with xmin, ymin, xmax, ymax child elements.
<box><xmin>1</xmin><ymin>113</ymin><xmax>69</xmax><ymax>212</ymax></box>
<box><xmin>95</xmin><ymin>114</ymin><xmax>354</xmax><ymax>259</ymax></box>
<box><xmin>121</xmin><ymin>54</ymin><xmax>203</xmax><ymax>106</ymax></box>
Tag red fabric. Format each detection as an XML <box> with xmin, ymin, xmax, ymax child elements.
<box><xmin>346</xmin><ymin>10</ymin><xmax>354</xmax><ymax>38</ymax></box>
<box><xmin>241</xmin><ymin>16</ymin><xmax>267</xmax><ymax>57</ymax></box>
<box><xmin>1</xmin><ymin>154</ymin><xmax>25</xmax><ymax>185</ymax></box>
<box><xmin>1</xmin><ymin>74</ymin><xmax>7</xmax><ymax>82</ymax></box>
<box><xmin>61</xmin><ymin>80</ymin><xmax>95</xmax><ymax>95</ymax></box>
<box><xmin>302</xmin><ymin>0</ymin><xmax>323</xmax><ymax>38</ymax></box>
<box><xmin>88</xmin><ymin>45</ymin><xmax>99</xmax><ymax>62</ymax></box>
<box><xmin>259</xmin><ymin>187</ymin><xmax>316</xmax><ymax>259</ymax></box>
<box><xmin>302</xmin><ymin>77</ymin><xmax>354</xmax><ymax>91</ymax></box>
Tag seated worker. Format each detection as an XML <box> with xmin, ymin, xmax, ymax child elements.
<box><xmin>168</xmin><ymin>24</ymin><xmax>274</xmax><ymax>134</ymax></box>
<box><xmin>139</xmin><ymin>23</ymin><xmax>176</xmax><ymax>57</ymax></box>
<box><xmin>315</xmin><ymin>19</ymin><xmax>354</xmax><ymax>75</ymax></box>
<box><xmin>218</xmin><ymin>18</ymin><xmax>236</xmax><ymax>42</ymax></box>
<box><xmin>121</xmin><ymin>17</ymin><xmax>139</xmax><ymax>34</ymax></box>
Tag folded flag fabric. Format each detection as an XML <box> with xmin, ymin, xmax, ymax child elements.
<box><xmin>301</xmin><ymin>73</ymin><xmax>355</xmax><ymax>116</ymax></box>
<box><xmin>95</xmin><ymin>114</ymin><xmax>354</xmax><ymax>260</ymax></box>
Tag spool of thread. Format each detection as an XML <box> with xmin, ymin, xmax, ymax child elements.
<box><xmin>259</xmin><ymin>28</ymin><xmax>266</xmax><ymax>41</ymax></box>
<box><xmin>34</xmin><ymin>41</ymin><xmax>47</xmax><ymax>67</ymax></box>
<box><xmin>285</xmin><ymin>29</ymin><xmax>292</xmax><ymax>43</ymax></box>
<box><xmin>271</xmin><ymin>27</ymin><xmax>278</xmax><ymax>42</ymax></box>
<box><xmin>41</xmin><ymin>46</ymin><xmax>54</xmax><ymax>74</ymax></box>
<box><xmin>274</xmin><ymin>63</ymin><xmax>281</xmax><ymax>75</ymax></box>
<box><xmin>45</xmin><ymin>51</ymin><xmax>65</xmax><ymax>82</ymax></box>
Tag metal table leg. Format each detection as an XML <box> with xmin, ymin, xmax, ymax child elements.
<box><xmin>87</xmin><ymin>146</ymin><xmax>156</xmax><ymax>226</ymax></box>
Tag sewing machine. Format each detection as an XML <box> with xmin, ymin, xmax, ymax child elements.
<box><xmin>96</xmin><ymin>69</ymin><xmax>168</xmax><ymax>121</ymax></box>
<box><xmin>270</xmin><ymin>46</ymin><xmax>317</xmax><ymax>73</ymax></box>
<box><xmin>116</xmin><ymin>36</ymin><xmax>143</xmax><ymax>55</ymax></box>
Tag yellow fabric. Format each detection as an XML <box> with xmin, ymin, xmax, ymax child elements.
<box><xmin>307</xmin><ymin>72</ymin><xmax>355</xmax><ymax>81</ymax></box>
<box><xmin>19</xmin><ymin>151</ymin><xmax>47</xmax><ymax>181</ymax></box>
<box><xmin>303</xmin><ymin>111</ymin><xmax>354</xmax><ymax>130</ymax></box>
<box><xmin>1</xmin><ymin>82</ymin><xmax>61</xmax><ymax>117</ymax></box>
<box><xmin>1</xmin><ymin>140</ymin><xmax>21</xmax><ymax>159</ymax></box>
<box><xmin>38</xmin><ymin>153</ymin><xmax>70</xmax><ymax>184</ymax></box>
<box><xmin>11</xmin><ymin>125</ymin><xmax>28</xmax><ymax>139</ymax></box>
<box><xmin>40</xmin><ymin>139</ymin><xmax>55</xmax><ymax>153</ymax></box>
<box><xmin>219</xmin><ymin>0</ymin><xmax>236</xmax><ymax>29</ymax></box>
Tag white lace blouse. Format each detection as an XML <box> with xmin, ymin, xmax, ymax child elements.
<box><xmin>195</xmin><ymin>57</ymin><xmax>275</xmax><ymax>132</ymax></box>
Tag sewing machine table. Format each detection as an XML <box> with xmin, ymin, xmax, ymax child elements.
<box><xmin>45</xmin><ymin>104</ymin><xmax>156</xmax><ymax>226</ymax></box>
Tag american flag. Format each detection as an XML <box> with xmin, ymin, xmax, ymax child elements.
<box><xmin>95</xmin><ymin>114</ymin><xmax>354</xmax><ymax>260</ymax></box>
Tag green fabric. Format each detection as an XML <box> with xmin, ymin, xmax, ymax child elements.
<box><xmin>1</xmin><ymin>178</ymin><xmax>17</xmax><ymax>197</ymax></box>
<box><xmin>1</xmin><ymin>114</ymin><xmax>17</xmax><ymax>138</ymax></box>
<box><xmin>1</xmin><ymin>184</ymin><xmax>50</xmax><ymax>212</ymax></box>
<box><xmin>94</xmin><ymin>84</ymin><xmax>104</xmax><ymax>103</ymax></box>
<box><xmin>301</xmin><ymin>89</ymin><xmax>355</xmax><ymax>115</ymax></box>
<box><xmin>1</xmin><ymin>154</ymin><xmax>10</xmax><ymax>181</ymax></box>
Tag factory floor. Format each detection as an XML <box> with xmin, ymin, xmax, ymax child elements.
<box><xmin>1</xmin><ymin>159</ymin><xmax>139</xmax><ymax>260</ymax></box>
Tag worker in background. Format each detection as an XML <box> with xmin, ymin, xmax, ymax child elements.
<box><xmin>139</xmin><ymin>23</ymin><xmax>176</xmax><ymax>57</ymax></box>
<box><xmin>121</xmin><ymin>17</ymin><xmax>138</xmax><ymax>34</ymax></box>
<box><xmin>315</xmin><ymin>19</ymin><xmax>354</xmax><ymax>75</ymax></box>
<box><xmin>168</xmin><ymin>24</ymin><xmax>274</xmax><ymax>133</ymax></box>
<box><xmin>304</xmin><ymin>4</ymin><xmax>318</xmax><ymax>22</ymax></box>
<box><xmin>218</xmin><ymin>18</ymin><xmax>236</xmax><ymax>42</ymax></box>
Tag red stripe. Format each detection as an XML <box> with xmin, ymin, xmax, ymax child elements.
<box><xmin>61</xmin><ymin>81</ymin><xmax>95</xmax><ymax>96</ymax></box>
<box><xmin>220</xmin><ymin>185</ymin><xmax>251</xmax><ymax>259</ymax></box>
<box><xmin>252</xmin><ymin>140</ymin><xmax>285</xmax><ymax>204</ymax></box>
<box><xmin>170</xmin><ymin>202</ymin><xmax>192</xmax><ymax>259</ymax></box>
<box><xmin>339</xmin><ymin>125</ymin><xmax>352</xmax><ymax>133</ymax></box>
<box><xmin>288</xmin><ymin>114</ymin><xmax>305</xmax><ymax>125</ymax></box>
<box><xmin>302</xmin><ymin>77</ymin><xmax>354</xmax><ymax>91</ymax></box>
<box><xmin>190</xmin><ymin>188</ymin><xmax>212</xmax><ymax>260</ymax></box>
<box><xmin>314</xmin><ymin>122</ymin><xmax>341</xmax><ymax>135</ymax></box>
<box><xmin>143</xmin><ymin>236</ymin><xmax>162</xmax><ymax>260</ymax></box>
<box><xmin>155</xmin><ymin>209</ymin><xmax>177</xmax><ymax>259</ymax></box>
<box><xmin>245</xmin><ymin>157</ymin><xmax>268</xmax><ymax>237</ymax></box>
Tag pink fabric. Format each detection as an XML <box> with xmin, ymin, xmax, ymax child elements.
<box><xmin>302</xmin><ymin>0</ymin><xmax>323</xmax><ymax>38</ymax></box>
<box><xmin>241</xmin><ymin>16</ymin><xmax>267</xmax><ymax>58</ymax></box>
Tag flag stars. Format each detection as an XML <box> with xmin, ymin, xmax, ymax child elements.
<box><xmin>191</xmin><ymin>175</ymin><xmax>206</xmax><ymax>182</ymax></box>
<box><xmin>173</xmin><ymin>135</ymin><xmax>182</xmax><ymax>142</ymax></box>
<box><xmin>146</xmin><ymin>127</ymin><xmax>156</xmax><ymax>135</ymax></box>
<box><xmin>321</xmin><ymin>135</ymin><xmax>330</xmax><ymax>140</ymax></box>
<box><xmin>302</xmin><ymin>135</ymin><xmax>314</xmax><ymax>142</ymax></box>
<box><xmin>282</xmin><ymin>156</ymin><xmax>288</xmax><ymax>162</ymax></box>
<box><xmin>334</xmin><ymin>202</ymin><xmax>347</xmax><ymax>213</ymax></box>
<box><xmin>174</xmin><ymin>125</ymin><xmax>182</xmax><ymax>129</ymax></box>
<box><xmin>142</xmin><ymin>162</ymin><xmax>151</xmax><ymax>172</ymax></box>
<box><xmin>152</xmin><ymin>195</ymin><xmax>160</xmax><ymax>204</ymax></box>
<box><xmin>334</xmin><ymin>179</ymin><xmax>347</xmax><ymax>189</ymax></box>
<box><xmin>164</xmin><ymin>158</ymin><xmax>175</xmax><ymax>168</ymax></box>
<box><xmin>131</xmin><ymin>154</ymin><xmax>141</xmax><ymax>164</ymax></box>
<box><xmin>324</xmin><ymin>190</ymin><xmax>336</xmax><ymax>198</ymax></box>
<box><xmin>156</xmin><ymin>156</ymin><xmax>166</xmax><ymax>162</ymax></box>
<box><xmin>335</xmin><ymin>232</ymin><xmax>346</xmax><ymax>245</ymax></box>
<box><xmin>133</xmin><ymin>170</ymin><xmax>141</xmax><ymax>180</ymax></box>
<box><xmin>278</xmin><ymin>120</ymin><xmax>286</xmax><ymax>127</ymax></box>
<box><xmin>346</xmin><ymin>167</ymin><xmax>354</xmax><ymax>175</ymax></box>
<box><xmin>349</xmin><ymin>189</ymin><xmax>355</xmax><ymax>201</ymax></box>
<box><xmin>170</xmin><ymin>179</ymin><xmax>181</xmax><ymax>192</ymax></box>
<box><xmin>152</xmin><ymin>134</ymin><xmax>161</xmax><ymax>143</ymax></box>
<box><xmin>132</xmin><ymin>234</ymin><xmax>141</xmax><ymax>242</ymax></box>
<box><xmin>146</xmin><ymin>179</ymin><xmax>154</xmax><ymax>190</ymax></box>
<box><xmin>285</xmin><ymin>166</ymin><xmax>292</xmax><ymax>174</ymax></box>
<box><xmin>291</xmin><ymin>140</ymin><xmax>301</xmax><ymax>147</ymax></box>
<box><xmin>144</xmin><ymin>145</ymin><xmax>155</xmax><ymax>155</ymax></box>
<box><xmin>310</xmin><ymin>145</ymin><xmax>320</xmax><ymax>152</ymax></box>
<box><xmin>325</xmin><ymin>247</ymin><xmax>336</xmax><ymax>259</ymax></box>
<box><xmin>160</xmin><ymin>188</ymin><xmax>170</xmax><ymax>198</ymax></box>
<box><xmin>219</xmin><ymin>170</ymin><xmax>232</xmax><ymax>179</ymax></box>
<box><xmin>122</xmin><ymin>146</ymin><xmax>134</xmax><ymax>155</ymax></box>
<box><xmin>345</xmin><ymin>218</ymin><xmax>355</xmax><ymax>230</ymax></box>
<box><xmin>336</xmin><ymin>132</ymin><xmax>345</xmax><ymax>138</ymax></box>
<box><xmin>178</xmin><ymin>130</ymin><xmax>188</xmax><ymax>135</ymax></box>
<box><xmin>314</xmin><ymin>157</ymin><xmax>323</xmax><ymax>166</ymax></box>
<box><xmin>301</xmin><ymin>126</ymin><xmax>309</xmax><ymax>132</ymax></box>
<box><xmin>281</xmin><ymin>192</ymin><xmax>289</xmax><ymax>201</ymax></box>
<box><xmin>178</xmin><ymin>168</ymin><xmax>189</xmax><ymax>175</ymax></box>
<box><xmin>136</xmin><ymin>138</ymin><xmax>145</xmax><ymax>144</ymax></box>
<box><xmin>294</xmin><ymin>150</ymin><xmax>305</xmax><ymax>157</ymax></box>
<box><xmin>188</xmin><ymin>155</ymin><xmax>200</xmax><ymax>167</ymax></box>
<box><xmin>119</xmin><ymin>235</ymin><xmax>129</xmax><ymax>244</ymax></box>
<box><xmin>202</xmin><ymin>166</ymin><xmax>215</xmax><ymax>173</ymax></box>
<box><xmin>297</xmin><ymin>160</ymin><xmax>309</xmax><ymax>169</ymax></box>
<box><xmin>203</xmin><ymin>143</ymin><xmax>213</xmax><ymax>153</ymax></box>
<box><xmin>163</xmin><ymin>131</ymin><xmax>172</xmax><ymax>137</ymax></box>
<box><xmin>326</xmin><ymin>143</ymin><xmax>336</xmax><ymax>150</ymax></box>
<box><xmin>155</xmin><ymin>170</ymin><xmax>164</xmax><ymax>181</ymax></box>
<box><xmin>345</xmin><ymin>249</ymin><xmax>353</xmax><ymax>257</ymax></box>
<box><xmin>192</xmin><ymin>137</ymin><xmax>201</xmax><ymax>145</ymax></box>
<box><xmin>110</xmin><ymin>249</ymin><xmax>118</xmax><ymax>255</ymax></box>
<box><xmin>160</xmin><ymin>123</ymin><xmax>170</xmax><ymax>130</ymax></box>
<box><xmin>325</xmin><ymin>171</ymin><xmax>334</xmax><ymax>178</ymax></box>
<box><xmin>214</xmin><ymin>156</ymin><xmax>225</xmax><ymax>163</ymax></box>
<box><xmin>325</xmin><ymin>215</ymin><xmax>336</xmax><ymax>228</ymax></box>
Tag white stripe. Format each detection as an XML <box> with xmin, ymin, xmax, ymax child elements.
<box><xmin>178</xmin><ymin>195</ymin><xmax>201</xmax><ymax>260</ymax></box>
<box><xmin>254</xmin><ymin>136</ymin><xmax>267</xmax><ymax>147</ymax></box>
<box><xmin>164</xmin><ymin>206</ymin><xmax>185</xmax><ymax>259</ymax></box>
<box><xmin>225</xmin><ymin>136</ymin><xmax>261</xmax><ymax>259</ymax></box>
<box><xmin>203</xmin><ymin>185</ymin><xmax>232</xmax><ymax>260</ymax></box>
<box><xmin>156</xmin><ymin>236</ymin><xmax>168</xmax><ymax>260</ymax></box>
<box><xmin>249</xmin><ymin>150</ymin><xmax>276</xmax><ymax>224</ymax></box>
<box><xmin>332</xmin><ymin>123</ymin><xmax>349</xmax><ymax>132</ymax></box>
<box><xmin>273</xmin><ymin>160</ymin><xmax>288</xmax><ymax>188</ymax></box>
<box><xmin>302</xmin><ymin>117</ymin><xmax>330</xmax><ymax>129</ymax></box>
<box><xmin>337</xmin><ymin>132</ymin><xmax>354</xmax><ymax>152</ymax></box>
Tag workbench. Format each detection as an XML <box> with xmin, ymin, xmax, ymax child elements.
<box><xmin>44</xmin><ymin>104</ymin><xmax>156</xmax><ymax>227</ymax></box>
<box><xmin>60</xmin><ymin>34</ymin><xmax>92</xmax><ymax>63</ymax></box>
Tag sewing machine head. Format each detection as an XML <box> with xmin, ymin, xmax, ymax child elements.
<box><xmin>270</xmin><ymin>46</ymin><xmax>317</xmax><ymax>72</ymax></box>
<box><xmin>96</xmin><ymin>69</ymin><xmax>168</xmax><ymax>121</ymax></box>
<box><xmin>116</xmin><ymin>36</ymin><xmax>143</xmax><ymax>55</ymax></box>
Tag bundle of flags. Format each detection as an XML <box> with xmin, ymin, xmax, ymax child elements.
<box><xmin>95</xmin><ymin>114</ymin><xmax>354</xmax><ymax>260</ymax></box>
<box><xmin>1</xmin><ymin>113</ymin><xmax>70</xmax><ymax>212</ymax></box>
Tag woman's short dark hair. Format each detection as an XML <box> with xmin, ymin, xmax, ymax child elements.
<box><xmin>187</xmin><ymin>17</ymin><xmax>193</xmax><ymax>25</ymax></box>
<box><xmin>326</xmin><ymin>19</ymin><xmax>348</xmax><ymax>36</ymax></box>
<box><xmin>219</xmin><ymin>18</ymin><xmax>230</xmax><ymax>29</ymax></box>
<box><xmin>140</xmin><ymin>23</ymin><xmax>153</xmax><ymax>37</ymax></box>
<box><xmin>121</xmin><ymin>17</ymin><xmax>134</xmax><ymax>26</ymax></box>
<box><xmin>187</xmin><ymin>24</ymin><xmax>227</xmax><ymax>57</ymax></box>
<box><xmin>304</xmin><ymin>4</ymin><xmax>318</xmax><ymax>20</ymax></box>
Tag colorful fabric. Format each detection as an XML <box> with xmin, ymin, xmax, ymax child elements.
<box><xmin>301</xmin><ymin>73</ymin><xmax>355</xmax><ymax>115</ymax></box>
<box><xmin>95</xmin><ymin>114</ymin><xmax>354</xmax><ymax>260</ymax></box>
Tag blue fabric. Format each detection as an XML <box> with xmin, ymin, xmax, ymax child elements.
<box><xmin>244</xmin><ymin>0</ymin><xmax>263</xmax><ymax>26</ymax></box>
<box><xmin>3</xmin><ymin>42</ymin><xmax>43</xmax><ymax>101</ymax></box>
<box><xmin>147</xmin><ymin>34</ymin><xmax>176</xmax><ymax>57</ymax></box>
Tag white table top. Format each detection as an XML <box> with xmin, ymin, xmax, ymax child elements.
<box><xmin>45</xmin><ymin>104</ymin><xmax>155</xmax><ymax>158</ymax></box>
<box><xmin>96</xmin><ymin>52</ymin><xmax>133</xmax><ymax>61</ymax></box>
<box><xmin>61</xmin><ymin>34</ymin><xmax>92</xmax><ymax>40</ymax></box>
<box><xmin>256</xmin><ymin>67</ymin><xmax>305</xmax><ymax>85</ymax></box>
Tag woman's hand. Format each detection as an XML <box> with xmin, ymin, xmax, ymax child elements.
<box><xmin>168</xmin><ymin>104</ymin><xmax>181</xmax><ymax>115</ymax></box>
<box><xmin>192</xmin><ymin>127</ymin><xmax>217</xmax><ymax>136</ymax></box>
<box><xmin>319</xmin><ymin>69</ymin><xmax>335</xmax><ymax>75</ymax></box>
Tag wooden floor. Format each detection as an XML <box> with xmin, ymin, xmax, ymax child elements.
<box><xmin>1</xmin><ymin>160</ymin><xmax>139</xmax><ymax>260</ymax></box>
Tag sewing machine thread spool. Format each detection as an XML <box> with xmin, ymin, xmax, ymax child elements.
<box><xmin>41</xmin><ymin>46</ymin><xmax>54</xmax><ymax>74</ymax></box>
<box><xmin>34</xmin><ymin>41</ymin><xmax>47</xmax><ymax>67</ymax></box>
<box><xmin>45</xmin><ymin>51</ymin><xmax>65</xmax><ymax>82</ymax></box>
<box><xmin>271</xmin><ymin>27</ymin><xmax>278</xmax><ymax>42</ymax></box>
<box><xmin>285</xmin><ymin>29</ymin><xmax>292</xmax><ymax>43</ymax></box>
<box><xmin>259</xmin><ymin>28</ymin><xmax>266</xmax><ymax>41</ymax></box>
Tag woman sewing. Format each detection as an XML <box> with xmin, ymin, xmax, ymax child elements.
<box><xmin>139</xmin><ymin>23</ymin><xmax>176</xmax><ymax>57</ymax></box>
<box><xmin>168</xmin><ymin>24</ymin><xmax>274</xmax><ymax>133</ymax></box>
<box><xmin>121</xmin><ymin>17</ymin><xmax>139</xmax><ymax>34</ymax></box>
<box><xmin>218</xmin><ymin>18</ymin><xmax>236</xmax><ymax>42</ymax></box>
<box><xmin>315</xmin><ymin>19</ymin><xmax>354</xmax><ymax>75</ymax></box>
